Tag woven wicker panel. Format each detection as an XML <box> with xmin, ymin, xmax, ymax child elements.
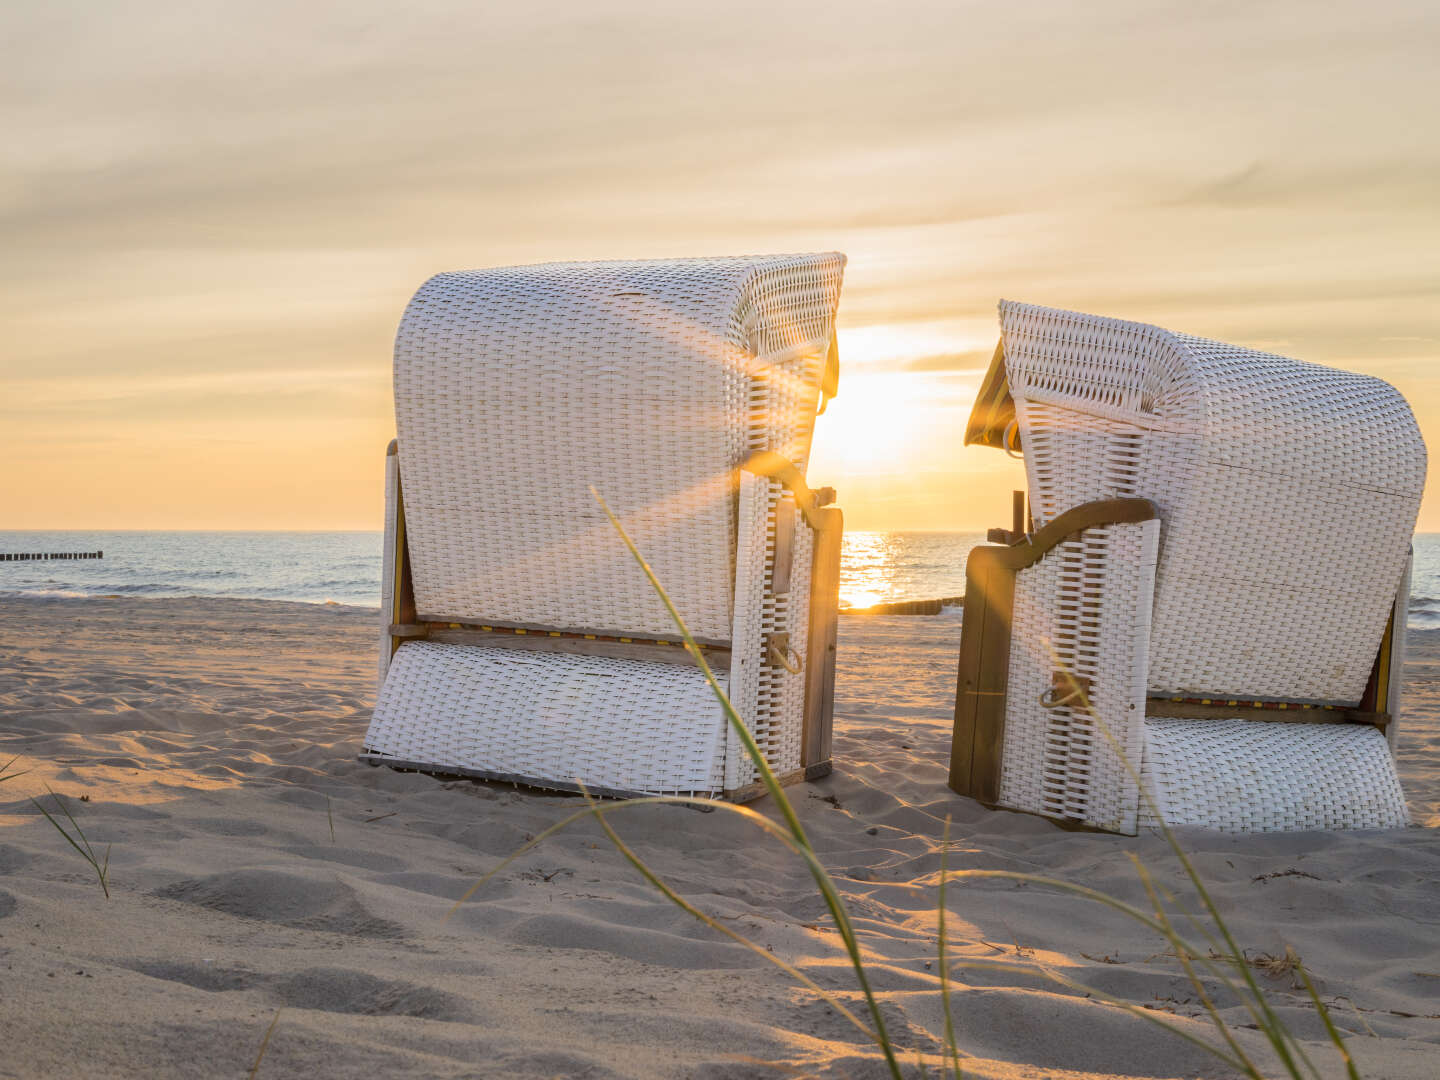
<box><xmin>1000</xmin><ymin>300</ymin><xmax>1426</xmax><ymax>705</ymax></box>
<box><xmin>1019</xmin><ymin>404</ymin><xmax>1147</xmax><ymax>529</ymax></box>
<box><xmin>394</xmin><ymin>254</ymin><xmax>845</xmax><ymax>643</ymax></box>
<box><xmin>773</xmin><ymin>516</ymin><xmax>814</xmax><ymax>778</ymax></box>
<box><xmin>367</xmin><ymin>641</ymin><xmax>728</xmax><ymax>796</ymax></box>
<box><xmin>726</xmin><ymin>471</ymin><xmax>769</xmax><ymax>790</ymax></box>
<box><xmin>1147</xmin><ymin>463</ymin><xmax>1420</xmax><ymax>701</ymax></box>
<box><xmin>1138</xmin><ymin>718</ymin><xmax>1408</xmax><ymax>832</ymax></box>
<box><xmin>998</xmin><ymin>544</ymin><xmax>1066</xmax><ymax>818</ymax></box>
<box><xmin>726</xmin><ymin>307</ymin><xmax>834</xmax><ymax>785</ymax></box>
<box><xmin>997</xmin><ymin>519</ymin><xmax>1158</xmax><ymax>833</ymax></box>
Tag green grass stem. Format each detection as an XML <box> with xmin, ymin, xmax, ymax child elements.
<box><xmin>248</xmin><ymin>1008</ymin><xmax>283</xmax><ymax>1078</ymax></box>
<box><xmin>0</xmin><ymin>756</ymin><xmax>29</xmax><ymax>784</ymax></box>
<box><xmin>936</xmin><ymin>817</ymin><xmax>963</xmax><ymax>1079</ymax></box>
<box><xmin>1044</xmin><ymin>641</ymin><xmax>1357</xmax><ymax>1079</ymax></box>
<box><xmin>31</xmin><ymin>786</ymin><xmax>110</xmax><ymax>899</ymax></box>
<box><xmin>590</xmin><ymin>486</ymin><xmax>904</xmax><ymax>1078</ymax></box>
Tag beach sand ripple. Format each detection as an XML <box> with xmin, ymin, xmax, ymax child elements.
<box><xmin>0</xmin><ymin>596</ymin><xmax>1436</xmax><ymax>1078</ymax></box>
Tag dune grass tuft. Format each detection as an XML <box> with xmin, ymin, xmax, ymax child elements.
<box><xmin>453</xmin><ymin>489</ymin><xmax>1368</xmax><ymax>1078</ymax></box>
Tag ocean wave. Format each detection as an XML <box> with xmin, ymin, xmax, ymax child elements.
<box><xmin>0</xmin><ymin>588</ymin><xmax>95</xmax><ymax>600</ymax></box>
<box><xmin>0</xmin><ymin>586</ymin><xmax>379</xmax><ymax>609</ymax></box>
<box><xmin>1408</xmin><ymin>595</ymin><xmax>1440</xmax><ymax>629</ymax></box>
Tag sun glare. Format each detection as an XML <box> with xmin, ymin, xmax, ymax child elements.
<box><xmin>810</xmin><ymin>368</ymin><xmax>982</xmax><ymax>479</ymax></box>
<box><xmin>806</xmin><ymin>322</ymin><xmax>991</xmax><ymax>485</ymax></box>
<box><xmin>812</xmin><ymin>373</ymin><xmax>921</xmax><ymax>470</ymax></box>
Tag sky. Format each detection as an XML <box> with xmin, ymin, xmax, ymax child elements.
<box><xmin>3</xmin><ymin>0</ymin><xmax>1438</xmax><ymax>531</ymax></box>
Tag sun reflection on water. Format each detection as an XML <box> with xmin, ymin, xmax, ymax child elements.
<box><xmin>838</xmin><ymin>531</ymin><xmax>985</xmax><ymax>610</ymax></box>
<box><xmin>839</xmin><ymin>533</ymin><xmax>900</xmax><ymax>609</ymax></box>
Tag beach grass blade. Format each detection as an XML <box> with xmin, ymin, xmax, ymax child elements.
<box><xmin>1294</xmin><ymin>951</ymin><xmax>1361</xmax><ymax>1080</ymax></box>
<box><xmin>589</xmin><ymin>486</ymin><xmax>904</xmax><ymax>1079</ymax></box>
<box><xmin>937</xmin><ymin>817</ymin><xmax>963</xmax><ymax>1080</ymax></box>
<box><xmin>248</xmin><ymin>1008</ymin><xmax>283</xmax><ymax>1079</ymax></box>
<box><xmin>1040</xmin><ymin>642</ymin><xmax>1356</xmax><ymax>1079</ymax></box>
<box><xmin>31</xmin><ymin>786</ymin><xmax>110</xmax><ymax>899</ymax></box>
<box><xmin>0</xmin><ymin>756</ymin><xmax>30</xmax><ymax>784</ymax></box>
<box><xmin>944</xmin><ymin>955</ymin><xmax>1249</xmax><ymax>1072</ymax></box>
<box><xmin>1128</xmin><ymin>853</ymin><xmax>1265</xmax><ymax>1076</ymax></box>
<box><xmin>446</xmin><ymin>790</ymin><xmax>883</xmax><ymax>1038</ymax></box>
<box><xmin>579</xmin><ymin>786</ymin><xmax>878</xmax><ymax>1041</ymax></box>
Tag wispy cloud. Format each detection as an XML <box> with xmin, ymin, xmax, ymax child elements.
<box><xmin>2</xmin><ymin>0</ymin><xmax>1437</xmax><ymax>527</ymax></box>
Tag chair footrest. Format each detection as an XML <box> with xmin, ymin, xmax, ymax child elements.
<box><xmin>365</xmin><ymin>641</ymin><xmax>729</xmax><ymax>796</ymax></box>
<box><xmin>1139</xmin><ymin>717</ymin><xmax>1409</xmax><ymax>832</ymax></box>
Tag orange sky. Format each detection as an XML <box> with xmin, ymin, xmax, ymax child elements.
<box><xmin>3</xmin><ymin>2</ymin><xmax>1437</xmax><ymax>531</ymax></box>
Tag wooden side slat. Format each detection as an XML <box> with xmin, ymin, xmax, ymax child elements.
<box><xmin>412</xmin><ymin>612</ymin><xmax>730</xmax><ymax>650</ymax></box>
<box><xmin>949</xmin><ymin>553</ymin><xmax>1017</xmax><ymax>804</ymax></box>
<box><xmin>1145</xmin><ymin>700</ymin><xmax>1388</xmax><ymax>729</ymax></box>
<box><xmin>802</xmin><ymin>506</ymin><xmax>843</xmax><ymax>772</ymax></box>
<box><xmin>972</xmin><ymin>557</ymin><xmax>1017</xmax><ymax>804</ymax></box>
<box><xmin>1358</xmin><ymin>610</ymin><xmax>1393</xmax><ymax>716</ymax></box>
<box><xmin>422</xmin><ymin>626</ymin><xmax>731</xmax><ymax>670</ymax></box>
<box><xmin>724</xmin><ymin>766</ymin><xmax>811</xmax><ymax>805</ymax></box>
<box><xmin>1384</xmin><ymin>553</ymin><xmax>1412</xmax><ymax>753</ymax></box>
<box><xmin>948</xmin><ymin>560</ymin><xmax>985</xmax><ymax>798</ymax></box>
<box><xmin>384</xmin><ymin>443</ymin><xmax>422</xmax><ymax>669</ymax></box>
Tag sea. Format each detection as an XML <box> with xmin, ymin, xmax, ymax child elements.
<box><xmin>3</xmin><ymin>530</ymin><xmax>1440</xmax><ymax>628</ymax></box>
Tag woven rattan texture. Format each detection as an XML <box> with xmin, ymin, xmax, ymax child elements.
<box><xmin>733</xmin><ymin>343</ymin><xmax>824</xmax><ymax>785</ymax></box>
<box><xmin>773</xmin><ymin>517</ymin><xmax>814</xmax><ymax>778</ymax></box>
<box><xmin>997</xmin><ymin>520</ymin><xmax>1158</xmax><ymax>833</ymax></box>
<box><xmin>367</xmin><ymin>642</ymin><xmax>729</xmax><ymax>796</ymax></box>
<box><xmin>742</xmin><ymin>483</ymin><xmax>813</xmax><ymax>785</ymax></box>
<box><xmin>1138</xmin><ymin>718</ymin><xmax>1409</xmax><ymax>832</ymax></box>
<box><xmin>394</xmin><ymin>254</ymin><xmax>844</xmax><ymax>642</ymax></box>
<box><xmin>998</xmin><ymin>545</ymin><xmax>1063</xmax><ymax>818</ymax></box>
<box><xmin>1000</xmin><ymin>300</ymin><xmax>1425</xmax><ymax>705</ymax></box>
<box><xmin>725</xmin><ymin>472</ymin><xmax>768</xmax><ymax>790</ymax></box>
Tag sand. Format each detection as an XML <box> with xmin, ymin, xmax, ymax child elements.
<box><xmin>0</xmin><ymin>596</ymin><xmax>1436</xmax><ymax>1079</ymax></box>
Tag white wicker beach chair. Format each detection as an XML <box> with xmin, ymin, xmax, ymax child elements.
<box><xmin>362</xmin><ymin>254</ymin><xmax>847</xmax><ymax>801</ymax></box>
<box><xmin>950</xmin><ymin>302</ymin><xmax>1424</xmax><ymax>833</ymax></box>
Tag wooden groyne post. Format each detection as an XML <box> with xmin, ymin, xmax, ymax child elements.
<box><xmin>0</xmin><ymin>551</ymin><xmax>103</xmax><ymax>561</ymax></box>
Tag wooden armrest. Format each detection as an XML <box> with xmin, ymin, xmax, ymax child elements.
<box><xmin>741</xmin><ymin>451</ymin><xmax>837</xmax><ymax>532</ymax></box>
<box><xmin>980</xmin><ymin>498</ymin><xmax>1160</xmax><ymax>572</ymax></box>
